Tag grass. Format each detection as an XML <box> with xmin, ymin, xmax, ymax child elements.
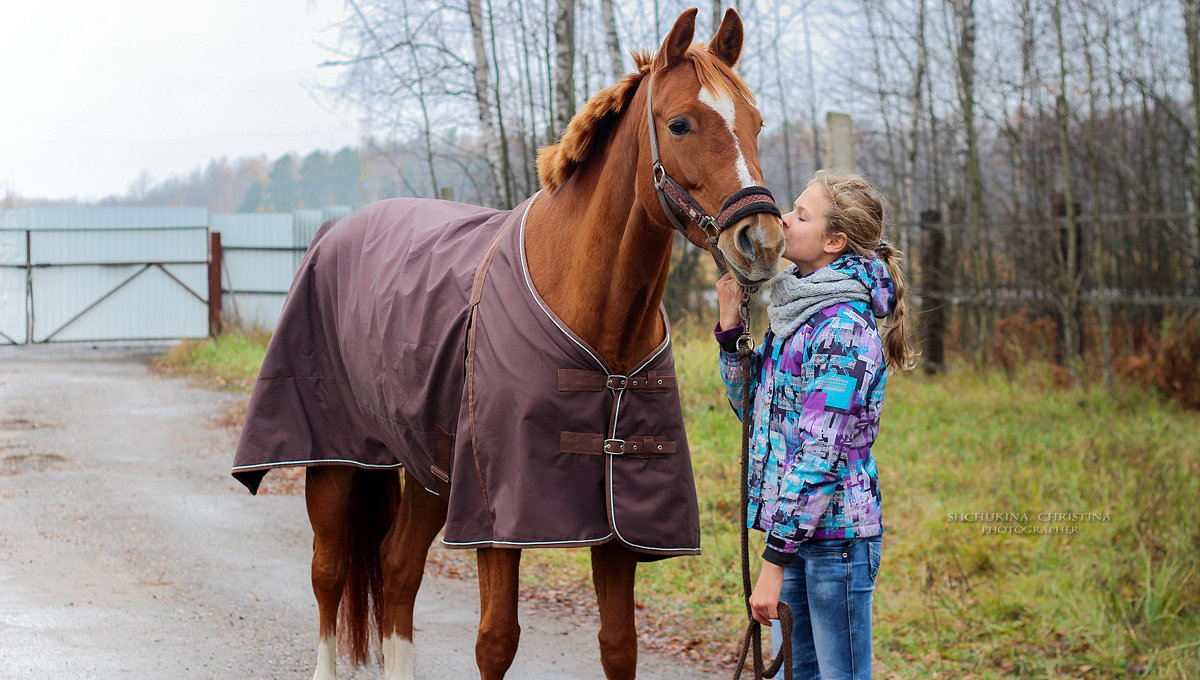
<box><xmin>154</xmin><ymin>328</ymin><xmax>270</xmax><ymax>392</ymax></box>
<box><xmin>164</xmin><ymin>327</ymin><xmax>1200</xmax><ymax>678</ymax></box>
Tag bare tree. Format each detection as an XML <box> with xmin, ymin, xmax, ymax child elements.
<box><xmin>1184</xmin><ymin>0</ymin><xmax>1200</xmax><ymax>288</ymax></box>
<box><xmin>602</xmin><ymin>0</ymin><xmax>624</xmax><ymax>82</ymax></box>
<box><xmin>1082</xmin><ymin>7</ymin><xmax>1114</xmax><ymax>387</ymax></box>
<box><xmin>1053</xmin><ymin>0</ymin><xmax>1082</xmax><ymax>383</ymax></box>
<box><xmin>468</xmin><ymin>0</ymin><xmax>505</xmax><ymax>204</ymax></box>
<box><xmin>553</xmin><ymin>0</ymin><xmax>577</xmax><ymax>139</ymax></box>
<box><xmin>770</xmin><ymin>3</ymin><xmax>798</xmax><ymax>200</ymax></box>
<box><xmin>947</xmin><ymin>0</ymin><xmax>993</xmax><ymax>365</ymax></box>
<box><xmin>903</xmin><ymin>0</ymin><xmax>929</xmax><ymax>255</ymax></box>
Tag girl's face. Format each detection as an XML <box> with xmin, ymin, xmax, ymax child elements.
<box><xmin>781</xmin><ymin>184</ymin><xmax>845</xmax><ymax>275</ymax></box>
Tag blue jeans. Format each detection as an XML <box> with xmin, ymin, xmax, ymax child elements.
<box><xmin>770</xmin><ymin>535</ymin><xmax>882</xmax><ymax>680</ymax></box>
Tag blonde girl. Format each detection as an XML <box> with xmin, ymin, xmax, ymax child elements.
<box><xmin>715</xmin><ymin>171</ymin><xmax>916</xmax><ymax>679</ymax></box>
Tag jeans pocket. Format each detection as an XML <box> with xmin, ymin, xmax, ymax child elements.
<box><xmin>804</xmin><ymin>537</ymin><xmax>854</xmax><ymax>558</ymax></box>
<box><xmin>867</xmin><ymin>539</ymin><xmax>882</xmax><ymax>583</ymax></box>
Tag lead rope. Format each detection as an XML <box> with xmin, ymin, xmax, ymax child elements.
<box><xmin>730</xmin><ymin>288</ymin><xmax>793</xmax><ymax>680</ymax></box>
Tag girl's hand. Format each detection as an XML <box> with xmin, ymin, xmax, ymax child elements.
<box><xmin>716</xmin><ymin>273</ymin><xmax>743</xmax><ymax>332</ymax></box>
<box><xmin>749</xmin><ymin>560</ymin><xmax>785</xmax><ymax>626</ymax></box>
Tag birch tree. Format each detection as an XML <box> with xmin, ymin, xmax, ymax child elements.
<box><xmin>553</xmin><ymin>0</ymin><xmax>576</xmax><ymax>139</ymax></box>
<box><xmin>1184</xmin><ymin>0</ymin><xmax>1200</xmax><ymax>289</ymax></box>
<box><xmin>601</xmin><ymin>0</ymin><xmax>624</xmax><ymax>82</ymax></box>
<box><xmin>467</xmin><ymin>0</ymin><xmax>506</xmax><ymax>204</ymax></box>
<box><xmin>1054</xmin><ymin>0</ymin><xmax>1082</xmax><ymax>383</ymax></box>
<box><xmin>947</xmin><ymin>0</ymin><xmax>993</xmax><ymax>365</ymax></box>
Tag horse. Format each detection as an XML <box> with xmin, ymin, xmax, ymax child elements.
<box><xmin>232</xmin><ymin>8</ymin><xmax>784</xmax><ymax>679</ymax></box>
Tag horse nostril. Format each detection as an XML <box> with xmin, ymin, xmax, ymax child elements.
<box><xmin>736</xmin><ymin>225</ymin><xmax>754</xmax><ymax>257</ymax></box>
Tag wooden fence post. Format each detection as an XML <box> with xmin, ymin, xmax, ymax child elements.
<box><xmin>920</xmin><ymin>210</ymin><xmax>945</xmax><ymax>373</ymax></box>
<box><xmin>208</xmin><ymin>231</ymin><xmax>222</xmax><ymax>337</ymax></box>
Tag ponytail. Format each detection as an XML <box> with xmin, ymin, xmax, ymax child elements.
<box><xmin>808</xmin><ymin>170</ymin><xmax>920</xmax><ymax>371</ymax></box>
<box><xmin>875</xmin><ymin>242</ymin><xmax>919</xmax><ymax>372</ymax></box>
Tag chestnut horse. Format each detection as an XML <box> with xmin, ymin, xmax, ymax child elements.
<box><xmin>302</xmin><ymin>8</ymin><xmax>783</xmax><ymax>679</ymax></box>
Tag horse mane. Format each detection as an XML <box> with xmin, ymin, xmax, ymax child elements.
<box><xmin>536</xmin><ymin>46</ymin><xmax>755</xmax><ymax>193</ymax></box>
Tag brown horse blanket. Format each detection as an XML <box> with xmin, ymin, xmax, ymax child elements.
<box><xmin>232</xmin><ymin>194</ymin><xmax>701</xmax><ymax>557</ymax></box>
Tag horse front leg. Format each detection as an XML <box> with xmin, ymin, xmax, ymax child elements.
<box><xmin>475</xmin><ymin>547</ymin><xmax>522</xmax><ymax>679</ymax></box>
<box><xmin>305</xmin><ymin>466</ymin><xmax>356</xmax><ymax>680</ymax></box>
<box><xmin>379</xmin><ymin>470</ymin><xmax>448</xmax><ymax>680</ymax></box>
<box><xmin>591</xmin><ymin>540</ymin><xmax>639</xmax><ymax>679</ymax></box>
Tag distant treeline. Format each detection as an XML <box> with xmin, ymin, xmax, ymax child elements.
<box><xmin>89</xmin><ymin>147</ymin><xmax>381</xmax><ymax>214</ymax></box>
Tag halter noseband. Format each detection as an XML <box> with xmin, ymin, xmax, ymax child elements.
<box><xmin>645</xmin><ymin>73</ymin><xmax>781</xmax><ymax>279</ymax></box>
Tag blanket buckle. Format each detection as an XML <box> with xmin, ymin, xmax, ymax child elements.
<box><xmin>603</xmin><ymin>438</ymin><xmax>626</xmax><ymax>454</ymax></box>
<box><xmin>605</xmin><ymin>374</ymin><xmax>628</xmax><ymax>391</ymax></box>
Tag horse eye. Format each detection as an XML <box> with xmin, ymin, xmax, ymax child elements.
<box><xmin>668</xmin><ymin>119</ymin><xmax>691</xmax><ymax>136</ymax></box>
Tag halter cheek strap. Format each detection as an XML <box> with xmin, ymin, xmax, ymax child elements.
<box><xmin>644</xmin><ymin>73</ymin><xmax>781</xmax><ymax>278</ymax></box>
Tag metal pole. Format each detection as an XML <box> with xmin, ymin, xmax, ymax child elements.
<box><xmin>209</xmin><ymin>231</ymin><xmax>223</xmax><ymax>336</ymax></box>
<box><xmin>25</xmin><ymin>229</ymin><xmax>32</xmax><ymax>344</ymax></box>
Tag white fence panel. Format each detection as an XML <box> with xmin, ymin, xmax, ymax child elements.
<box><xmin>0</xmin><ymin>267</ymin><xmax>25</xmax><ymax>345</ymax></box>
<box><xmin>0</xmin><ymin>204</ymin><xmax>358</xmax><ymax>342</ymax></box>
<box><xmin>1</xmin><ymin>207</ymin><xmax>210</xmax><ymax>343</ymax></box>
<box><xmin>0</xmin><ymin>211</ymin><xmax>29</xmax><ymax>344</ymax></box>
<box><xmin>212</xmin><ymin>213</ymin><xmax>297</xmax><ymax>330</ymax></box>
<box><xmin>30</xmin><ymin>261</ymin><xmax>208</xmax><ymax>342</ymax></box>
<box><xmin>212</xmin><ymin>206</ymin><xmax>357</xmax><ymax>331</ymax></box>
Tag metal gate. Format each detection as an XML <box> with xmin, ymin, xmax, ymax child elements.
<box><xmin>211</xmin><ymin>205</ymin><xmax>355</xmax><ymax>331</ymax></box>
<box><xmin>0</xmin><ymin>207</ymin><xmax>210</xmax><ymax>344</ymax></box>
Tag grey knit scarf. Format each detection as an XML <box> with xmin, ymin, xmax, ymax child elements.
<box><xmin>766</xmin><ymin>264</ymin><xmax>870</xmax><ymax>338</ymax></box>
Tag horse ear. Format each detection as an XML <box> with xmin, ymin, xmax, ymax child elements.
<box><xmin>708</xmin><ymin>8</ymin><xmax>743</xmax><ymax>68</ymax></box>
<box><xmin>655</xmin><ymin>7</ymin><xmax>698</xmax><ymax>69</ymax></box>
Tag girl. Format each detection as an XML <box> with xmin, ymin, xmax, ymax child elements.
<box><xmin>715</xmin><ymin>171</ymin><xmax>917</xmax><ymax>680</ymax></box>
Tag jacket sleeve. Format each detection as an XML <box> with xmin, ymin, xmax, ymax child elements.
<box><xmin>714</xmin><ymin>322</ymin><xmax>762</xmax><ymax>421</ymax></box>
<box><xmin>766</xmin><ymin>315</ymin><xmax>881</xmax><ymax>553</ymax></box>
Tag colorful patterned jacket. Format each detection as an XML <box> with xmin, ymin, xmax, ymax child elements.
<box><xmin>716</xmin><ymin>254</ymin><xmax>895</xmax><ymax>564</ymax></box>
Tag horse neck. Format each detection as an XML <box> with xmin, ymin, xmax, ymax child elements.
<box><xmin>524</xmin><ymin>110</ymin><xmax>675</xmax><ymax>374</ymax></box>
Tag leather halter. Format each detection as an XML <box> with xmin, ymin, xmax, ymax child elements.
<box><xmin>644</xmin><ymin>73</ymin><xmax>781</xmax><ymax>278</ymax></box>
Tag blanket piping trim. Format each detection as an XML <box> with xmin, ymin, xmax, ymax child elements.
<box><xmin>442</xmin><ymin>534</ymin><xmax>614</xmax><ymax>548</ymax></box>
<box><xmin>232</xmin><ymin>459</ymin><xmax>402</xmax><ymax>472</ymax></box>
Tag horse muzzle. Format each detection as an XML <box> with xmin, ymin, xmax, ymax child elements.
<box><xmin>720</xmin><ymin>216</ymin><xmax>784</xmax><ymax>285</ymax></box>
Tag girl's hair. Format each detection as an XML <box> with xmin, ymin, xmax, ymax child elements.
<box><xmin>808</xmin><ymin>170</ymin><xmax>919</xmax><ymax>371</ymax></box>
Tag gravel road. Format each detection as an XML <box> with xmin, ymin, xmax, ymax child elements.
<box><xmin>0</xmin><ymin>346</ymin><xmax>724</xmax><ymax>679</ymax></box>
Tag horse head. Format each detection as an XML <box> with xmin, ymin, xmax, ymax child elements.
<box><xmin>638</xmin><ymin>8</ymin><xmax>785</xmax><ymax>286</ymax></box>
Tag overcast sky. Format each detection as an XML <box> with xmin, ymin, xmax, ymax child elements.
<box><xmin>1</xmin><ymin>0</ymin><xmax>360</xmax><ymax>202</ymax></box>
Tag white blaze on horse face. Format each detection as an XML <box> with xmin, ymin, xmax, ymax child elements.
<box><xmin>382</xmin><ymin>634</ymin><xmax>415</xmax><ymax>680</ymax></box>
<box><xmin>698</xmin><ymin>86</ymin><xmax>756</xmax><ymax>189</ymax></box>
<box><xmin>313</xmin><ymin>637</ymin><xmax>337</xmax><ymax>680</ymax></box>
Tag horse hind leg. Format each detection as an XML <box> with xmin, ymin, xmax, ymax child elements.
<box><xmin>379</xmin><ymin>469</ymin><xmax>448</xmax><ymax>680</ymax></box>
<box><xmin>305</xmin><ymin>465</ymin><xmax>357</xmax><ymax>680</ymax></box>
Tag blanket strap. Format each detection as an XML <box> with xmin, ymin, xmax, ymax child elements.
<box><xmin>556</xmin><ymin>368</ymin><xmax>676</xmax><ymax>392</ymax></box>
<box><xmin>559</xmin><ymin>432</ymin><xmax>672</xmax><ymax>457</ymax></box>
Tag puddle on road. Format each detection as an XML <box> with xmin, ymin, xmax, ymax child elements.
<box><xmin>0</xmin><ymin>452</ymin><xmax>70</xmax><ymax>476</ymax></box>
<box><xmin>1</xmin><ymin>418</ymin><xmax>43</xmax><ymax>430</ymax></box>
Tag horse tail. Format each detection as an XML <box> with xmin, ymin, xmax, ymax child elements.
<box><xmin>338</xmin><ymin>468</ymin><xmax>401</xmax><ymax>665</ymax></box>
